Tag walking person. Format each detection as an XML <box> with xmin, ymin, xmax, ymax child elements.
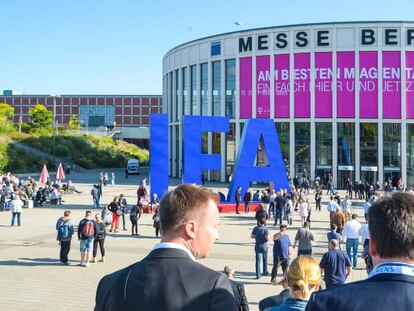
<box><xmin>255</xmin><ymin>203</ymin><xmax>269</xmax><ymax>226</ymax></box>
<box><xmin>315</xmin><ymin>187</ymin><xmax>322</xmax><ymax>212</ymax></box>
<box><xmin>129</xmin><ymin>204</ymin><xmax>142</xmax><ymax>236</ymax></box>
<box><xmin>293</xmin><ymin>221</ymin><xmax>314</xmax><ymax>256</ymax></box>
<box><xmin>78</xmin><ymin>210</ymin><xmax>98</xmax><ymax>267</ymax></box>
<box><xmin>108</xmin><ymin>196</ymin><xmax>121</xmax><ymax>233</ymax></box>
<box><xmin>251</xmin><ymin>218</ymin><xmax>269</xmax><ymax>279</ymax></box>
<box><xmin>118</xmin><ymin>194</ymin><xmax>128</xmax><ymax>231</ymax></box>
<box><xmin>152</xmin><ymin>206</ymin><xmax>161</xmax><ymax>237</ymax></box>
<box><xmin>319</xmin><ymin>239</ymin><xmax>352</xmax><ymax>288</ymax></box>
<box><xmin>92</xmin><ymin>213</ymin><xmax>106</xmax><ymax>263</ymax></box>
<box><xmin>271</xmin><ymin>224</ymin><xmax>292</xmax><ymax>284</ymax></box>
<box><xmin>298</xmin><ymin>199</ymin><xmax>309</xmax><ymax>227</ymax></box>
<box><xmin>243</xmin><ymin>188</ymin><xmax>252</xmax><ymax>213</ymax></box>
<box><xmin>235</xmin><ymin>186</ymin><xmax>241</xmax><ymax>214</ymax></box>
<box><xmin>341</xmin><ymin>195</ymin><xmax>352</xmax><ymax>222</ymax></box>
<box><xmin>91</xmin><ymin>185</ymin><xmax>100</xmax><ymax>209</ymax></box>
<box><xmin>9</xmin><ymin>194</ymin><xmax>23</xmax><ymax>227</ymax></box>
<box><xmin>56</xmin><ymin>210</ymin><xmax>74</xmax><ymax>265</ymax></box>
<box><xmin>342</xmin><ymin>213</ymin><xmax>361</xmax><ymax>269</ymax></box>
<box><xmin>111</xmin><ymin>172</ymin><xmax>115</xmax><ymax>186</ymax></box>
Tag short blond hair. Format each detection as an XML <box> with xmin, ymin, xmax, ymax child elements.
<box><xmin>287</xmin><ymin>256</ymin><xmax>321</xmax><ymax>300</ymax></box>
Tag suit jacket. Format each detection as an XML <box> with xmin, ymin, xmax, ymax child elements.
<box><xmin>259</xmin><ymin>289</ymin><xmax>291</xmax><ymax>311</ymax></box>
<box><xmin>95</xmin><ymin>248</ymin><xmax>238</xmax><ymax>311</ymax></box>
<box><xmin>230</xmin><ymin>280</ymin><xmax>249</xmax><ymax>311</ymax></box>
<box><xmin>306</xmin><ymin>273</ymin><xmax>414</xmax><ymax>311</ymax></box>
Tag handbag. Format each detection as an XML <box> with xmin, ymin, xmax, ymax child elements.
<box><xmin>116</xmin><ymin>209</ymin><xmax>123</xmax><ymax>216</ymax></box>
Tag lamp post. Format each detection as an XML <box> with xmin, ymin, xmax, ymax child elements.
<box><xmin>51</xmin><ymin>94</ymin><xmax>61</xmax><ymax>168</ymax></box>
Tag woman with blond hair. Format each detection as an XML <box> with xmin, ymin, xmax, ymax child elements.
<box><xmin>92</xmin><ymin>213</ymin><xmax>106</xmax><ymax>263</ymax></box>
<box><xmin>265</xmin><ymin>256</ymin><xmax>321</xmax><ymax>311</ymax></box>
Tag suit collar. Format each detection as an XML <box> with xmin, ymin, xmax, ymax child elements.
<box><xmin>145</xmin><ymin>247</ymin><xmax>195</xmax><ymax>260</ymax></box>
<box><xmin>152</xmin><ymin>242</ymin><xmax>196</xmax><ymax>261</ymax></box>
<box><xmin>370</xmin><ymin>273</ymin><xmax>414</xmax><ymax>283</ymax></box>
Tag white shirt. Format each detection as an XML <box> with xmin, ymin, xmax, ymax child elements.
<box><xmin>342</xmin><ymin>219</ymin><xmax>362</xmax><ymax>240</ymax></box>
<box><xmin>299</xmin><ymin>202</ymin><xmax>309</xmax><ymax>217</ymax></box>
<box><xmin>359</xmin><ymin>224</ymin><xmax>370</xmax><ymax>241</ymax></box>
<box><xmin>341</xmin><ymin>199</ymin><xmax>352</xmax><ymax>212</ymax></box>
<box><xmin>327</xmin><ymin>200</ymin><xmax>340</xmax><ymax>213</ymax></box>
<box><xmin>9</xmin><ymin>199</ymin><xmax>23</xmax><ymax>213</ymax></box>
<box><xmin>153</xmin><ymin>242</ymin><xmax>196</xmax><ymax>261</ymax></box>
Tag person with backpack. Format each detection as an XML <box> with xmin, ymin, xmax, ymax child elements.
<box><xmin>77</xmin><ymin>210</ymin><xmax>98</xmax><ymax>267</ymax></box>
<box><xmin>130</xmin><ymin>203</ymin><xmax>142</xmax><ymax>236</ymax></box>
<box><xmin>56</xmin><ymin>210</ymin><xmax>74</xmax><ymax>265</ymax></box>
<box><xmin>152</xmin><ymin>206</ymin><xmax>161</xmax><ymax>237</ymax></box>
<box><xmin>92</xmin><ymin>213</ymin><xmax>106</xmax><ymax>263</ymax></box>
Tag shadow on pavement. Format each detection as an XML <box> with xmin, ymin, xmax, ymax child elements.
<box><xmin>0</xmin><ymin>257</ymin><xmax>61</xmax><ymax>266</ymax></box>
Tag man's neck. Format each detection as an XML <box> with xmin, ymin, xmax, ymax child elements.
<box><xmin>373</xmin><ymin>257</ymin><xmax>414</xmax><ymax>267</ymax></box>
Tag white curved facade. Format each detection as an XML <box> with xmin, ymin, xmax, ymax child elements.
<box><xmin>163</xmin><ymin>21</ymin><xmax>414</xmax><ymax>188</ymax></box>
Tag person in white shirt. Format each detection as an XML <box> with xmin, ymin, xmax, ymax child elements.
<box><xmin>342</xmin><ymin>214</ymin><xmax>362</xmax><ymax>268</ymax></box>
<box><xmin>299</xmin><ymin>199</ymin><xmax>309</xmax><ymax>227</ymax></box>
<box><xmin>327</xmin><ymin>196</ymin><xmax>340</xmax><ymax>225</ymax></box>
<box><xmin>363</xmin><ymin>201</ymin><xmax>371</xmax><ymax>221</ymax></box>
<box><xmin>340</xmin><ymin>195</ymin><xmax>353</xmax><ymax>221</ymax></box>
<box><xmin>9</xmin><ymin>194</ymin><xmax>24</xmax><ymax>226</ymax></box>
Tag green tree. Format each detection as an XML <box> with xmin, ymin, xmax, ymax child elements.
<box><xmin>0</xmin><ymin>103</ymin><xmax>15</xmax><ymax>133</ymax></box>
<box><xmin>68</xmin><ymin>114</ymin><xmax>81</xmax><ymax>130</ymax></box>
<box><xmin>28</xmin><ymin>104</ymin><xmax>53</xmax><ymax>132</ymax></box>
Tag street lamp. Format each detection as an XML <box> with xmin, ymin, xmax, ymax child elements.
<box><xmin>50</xmin><ymin>94</ymin><xmax>61</xmax><ymax>168</ymax></box>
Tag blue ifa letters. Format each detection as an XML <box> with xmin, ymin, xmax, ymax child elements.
<box><xmin>150</xmin><ymin>114</ymin><xmax>289</xmax><ymax>201</ymax></box>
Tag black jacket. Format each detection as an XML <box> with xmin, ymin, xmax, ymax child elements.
<box><xmin>95</xmin><ymin>248</ymin><xmax>238</xmax><ymax>311</ymax></box>
<box><xmin>230</xmin><ymin>280</ymin><xmax>249</xmax><ymax>311</ymax></box>
<box><xmin>259</xmin><ymin>288</ymin><xmax>291</xmax><ymax>311</ymax></box>
<box><xmin>306</xmin><ymin>273</ymin><xmax>414</xmax><ymax>311</ymax></box>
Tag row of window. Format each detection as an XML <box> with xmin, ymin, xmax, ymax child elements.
<box><xmin>170</xmin><ymin>122</ymin><xmax>414</xmax><ymax>187</ymax></box>
<box><xmin>167</xmin><ymin>59</ymin><xmax>236</xmax><ymax>121</ymax></box>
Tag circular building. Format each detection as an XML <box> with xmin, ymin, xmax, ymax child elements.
<box><xmin>163</xmin><ymin>21</ymin><xmax>414</xmax><ymax>189</ymax></box>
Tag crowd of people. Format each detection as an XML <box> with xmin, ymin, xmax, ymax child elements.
<box><xmin>93</xmin><ymin>184</ymin><xmax>414</xmax><ymax>311</ymax></box>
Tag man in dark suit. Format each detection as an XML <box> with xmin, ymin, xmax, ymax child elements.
<box><xmin>259</xmin><ymin>277</ymin><xmax>291</xmax><ymax>311</ymax></box>
<box><xmin>224</xmin><ymin>266</ymin><xmax>249</xmax><ymax>311</ymax></box>
<box><xmin>95</xmin><ymin>184</ymin><xmax>238</xmax><ymax>311</ymax></box>
<box><xmin>306</xmin><ymin>192</ymin><xmax>414</xmax><ymax>311</ymax></box>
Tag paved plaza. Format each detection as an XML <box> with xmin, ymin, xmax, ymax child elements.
<box><xmin>0</xmin><ymin>170</ymin><xmax>368</xmax><ymax>310</ymax></box>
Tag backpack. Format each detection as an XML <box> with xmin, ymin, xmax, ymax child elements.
<box><xmin>58</xmin><ymin>220</ymin><xmax>70</xmax><ymax>239</ymax></box>
<box><xmin>82</xmin><ymin>220</ymin><xmax>95</xmax><ymax>238</ymax></box>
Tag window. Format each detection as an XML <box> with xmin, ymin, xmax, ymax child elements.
<box><xmin>225</xmin><ymin>59</ymin><xmax>236</xmax><ymax>118</ymax></box>
<box><xmin>315</xmin><ymin>123</ymin><xmax>332</xmax><ymax>180</ymax></box>
<box><xmin>295</xmin><ymin>123</ymin><xmax>310</xmax><ymax>177</ymax></box>
<box><xmin>211</xmin><ymin>41</ymin><xmax>221</xmax><ymax>56</ymax></box>
<box><xmin>182</xmin><ymin>67</ymin><xmax>189</xmax><ymax>115</ymax></box>
<box><xmin>200</xmin><ymin>63</ymin><xmax>208</xmax><ymax>115</ymax></box>
<box><xmin>212</xmin><ymin>61</ymin><xmax>221</xmax><ymax>116</ymax></box>
<box><xmin>175</xmin><ymin>70</ymin><xmax>179</xmax><ymax>121</ymax></box>
<box><xmin>191</xmin><ymin>65</ymin><xmax>198</xmax><ymax>115</ymax></box>
<box><xmin>276</xmin><ymin>122</ymin><xmax>290</xmax><ymax>176</ymax></box>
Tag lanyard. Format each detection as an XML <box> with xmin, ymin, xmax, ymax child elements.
<box><xmin>369</xmin><ymin>262</ymin><xmax>414</xmax><ymax>278</ymax></box>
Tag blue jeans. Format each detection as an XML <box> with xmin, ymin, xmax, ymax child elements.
<box><xmin>11</xmin><ymin>212</ymin><xmax>21</xmax><ymax>226</ymax></box>
<box><xmin>346</xmin><ymin>238</ymin><xmax>359</xmax><ymax>268</ymax></box>
<box><xmin>255</xmin><ymin>249</ymin><xmax>268</xmax><ymax>278</ymax></box>
<box><xmin>93</xmin><ymin>197</ymin><xmax>100</xmax><ymax>209</ymax></box>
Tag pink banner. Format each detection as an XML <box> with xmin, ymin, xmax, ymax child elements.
<box><xmin>256</xmin><ymin>55</ymin><xmax>270</xmax><ymax>118</ymax></box>
<box><xmin>315</xmin><ymin>52</ymin><xmax>332</xmax><ymax>117</ymax></box>
<box><xmin>337</xmin><ymin>52</ymin><xmax>355</xmax><ymax>118</ymax></box>
<box><xmin>407</xmin><ymin>52</ymin><xmax>414</xmax><ymax>118</ymax></box>
<box><xmin>294</xmin><ymin>53</ymin><xmax>310</xmax><ymax>117</ymax></box>
<box><xmin>382</xmin><ymin>51</ymin><xmax>401</xmax><ymax>118</ymax></box>
<box><xmin>274</xmin><ymin>54</ymin><xmax>290</xmax><ymax>118</ymax></box>
<box><xmin>359</xmin><ymin>51</ymin><xmax>378</xmax><ymax>118</ymax></box>
<box><xmin>240</xmin><ymin>57</ymin><xmax>252</xmax><ymax>118</ymax></box>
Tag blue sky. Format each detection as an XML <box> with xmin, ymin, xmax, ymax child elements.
<box><xmin>2</xmin><ymin>0</ymin><xmax>414</xmax><ymax>95</ymax></box>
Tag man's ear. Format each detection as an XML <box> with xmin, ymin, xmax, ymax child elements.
<box><xmin>184</xmin><ymin>220</ymin><xmax>198</xmax><ymax>239</ymax></box>
<box><xmin>369</xmin><ymin>238</ymin><xmax>378</xmax><ymax>257</ymax></box>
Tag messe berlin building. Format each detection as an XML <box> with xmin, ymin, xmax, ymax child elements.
<box><xmin>163</xmin><ymin>21</ymin><xmax>414</xmax><ymax>188</ymax></box>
